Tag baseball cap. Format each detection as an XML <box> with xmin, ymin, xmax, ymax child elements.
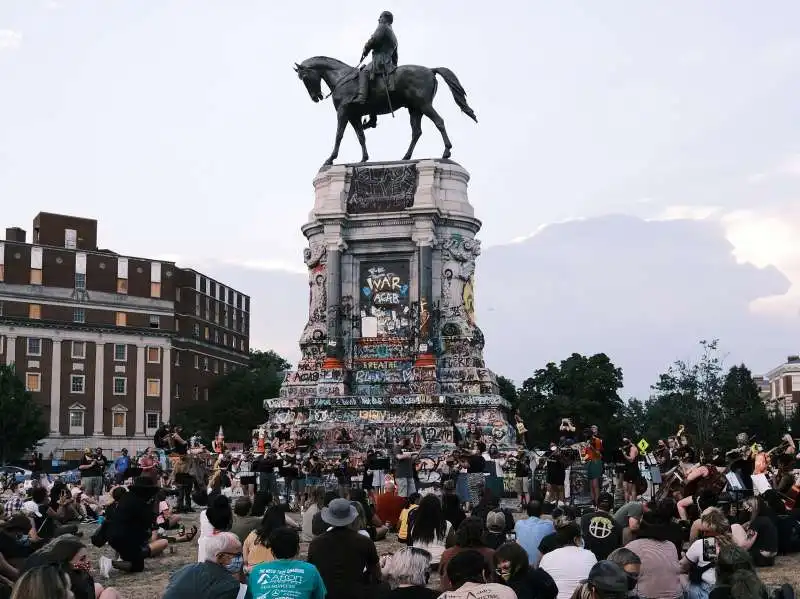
<box><xmin>586</xmin><ymin>561</ymin><xmax>628</xmax><ymax>597</ymax></box>
<box><xmin>486</xmin><ymin>511</ymin><xmax>506</xmax><ymax>533</ymax></box>
<box><xmin>598</xmin><ymin>492</ymin><xmax>614</xmax><ymax>510</ymax></box>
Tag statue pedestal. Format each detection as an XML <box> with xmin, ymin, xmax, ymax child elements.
<box><xmin>263</xmin><ymin>159</ymin><xmax>514</xmax><ymax>456</ymax></box>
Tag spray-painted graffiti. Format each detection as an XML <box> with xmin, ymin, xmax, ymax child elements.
<box><xmin>439</xmin><ymin>356</ymin><xmax>485</xmax><ymax>369</ymax></box>
<box><xmin>360</xmin><ymin>261</ymin><xmax>411</xmax><ymax>338</ymax></box>
<box><xmin>300</xmin><ymin>244</ymin><xmax>328</xmax><ymax>344</ymax></box>
<box><xmin>353</xmin><ymin>340</ymin><xmax>411</xmax><ymax>360</ymax></box>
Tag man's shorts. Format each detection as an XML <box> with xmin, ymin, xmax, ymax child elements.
<box><xmin>82</xmin><ymin>476</ymin><xmax>104</xmax><ymax>497</ymax></box>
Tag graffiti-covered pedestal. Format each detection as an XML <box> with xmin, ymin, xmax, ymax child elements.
<box><xmin>264</xmin><ymin>159</ymin><xmax>514</xmax><ymax>456</ymax></box>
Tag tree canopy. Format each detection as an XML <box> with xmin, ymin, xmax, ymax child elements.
<box><xmin>506</xmin><ymin>340</ymin><xmax>786</xmax><ymax>452</ymax></box>
<box><xmin>173</xmin><ymin>349</ymin><xmax>289</xmax><ymax>443</ymax></box>
<box><xmin>0</xmin><ymin>364</ymin><xmax>48</xmax><ymax>463</ymax></box>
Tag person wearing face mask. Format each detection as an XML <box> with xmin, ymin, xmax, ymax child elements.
<box><xmin>163</xmin><ymin>532</ymin><xmax>250</xmax><ymax>599</ymax></box>
<box><xmin>21</xmin><ymin>536</ymin><xmax>122</xmax><ymax>599</ymax></box>
<box><xmin>439</xmin><ymin>549</ymin><xmax>517</xmax><ymax>599</ymax></box>
<box><xmin>492</xmin><ymin>542</ymin><xmax>557</xmax><ymax>599</ymax></box>
<box><xmin>538</xmin><ymin>522</ymin><xmax>597</xmax><ymax>599</ymax></box>
<box><xmin>607</xmin><ymin>548</ymin><xmax>641</xmax><ymax>598</ymax></box>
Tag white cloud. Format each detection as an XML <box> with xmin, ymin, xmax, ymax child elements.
<box><xmin>722</xmin><ymin>208</ymin><xmax>800</xmax><ymax>318</ymax></box>
<box><xmin>507</xmin><ymin>217</ymin><xmax>587</xmax><ymax>244</ymax></box>
<box><xmin>650</xmin><ymin>205</ymin><xmax>721</xmax><ymax>221</ymax></box>
<box><xmin>0</xmin><ymin>30</ymin><xmax>22</xmax><ymax>51</ymax></box>
<box><xmin>748</xmin><ymin>154</ymin><xmax>800</xmax><ymax>183</ymax></box>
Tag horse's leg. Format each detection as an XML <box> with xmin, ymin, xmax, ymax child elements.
<box><xmin>402</xmin><ymin>109</ymin><xmax>423</xmax><ymax>161</ymax></box>
<box><xmin>420</xmin><ymin>103</ymin><xmax>453</xmax><ymax>160</ymax></box>
<box><xmin>348</xmin><ymin>115</ymin><xmax>369</xmax><ymax>163</ymax></box>
<box><xmin>324</xmin><ymin>108</ymin><xmax>348</xmax><ymax>166</ymax></box>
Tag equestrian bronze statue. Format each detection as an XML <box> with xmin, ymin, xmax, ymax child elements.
<box><xmin>294</xmin><ymin>10</ymin><xmax>477</xmax><ymax>166</ymax></box>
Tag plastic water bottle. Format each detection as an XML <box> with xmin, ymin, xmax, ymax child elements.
<box><xmin>97</xmin><ymin>515</ymin><xmax>105</xmax><ymax>525</ymax></box>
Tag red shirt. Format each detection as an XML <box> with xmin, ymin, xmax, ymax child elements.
<box><xmin>374</xmin><ymin>491</ymin><xmax>406</xmax><ymax>528</ymax></box>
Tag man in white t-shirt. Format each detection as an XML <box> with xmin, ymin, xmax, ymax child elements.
<box><xmin>438</xmin><ymin>550</ymin><xmax>517</xmax><ymax>599</ymax></box>
<box><xmin>538</xmin><ymin>522</ymin><xmax>597</xmax><ymax>599</ymax></box>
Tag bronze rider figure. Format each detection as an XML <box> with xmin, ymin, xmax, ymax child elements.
<box><xmin>354</xmin><ymin>10</ymin><xmax>398</xmax><ymax>128</ymax></box>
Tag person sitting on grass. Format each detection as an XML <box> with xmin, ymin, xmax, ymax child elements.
<box><xmin>21</xmin><ymin>536</ymin><xmax>122</xmax><ymax>599</ymax></box>
<box><xmin>163</xmin><ymin>532</ymin><xmax>248</xmax><ymax>599</ymax></box>
<box><xmin>249</xmin><ymin>527</ymin><xmax>326</xmax><ymax>599</ymax></box>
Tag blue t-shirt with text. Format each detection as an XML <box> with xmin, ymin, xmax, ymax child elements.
<box><xmin>249</xmin><ymin>559</ymin><xmax>326</xmax><ymax>599</ymax></box>
<box><xmin>114</xmin><ymin>455</ymin><xmax>130</xmax><ymax>473</ymax></box>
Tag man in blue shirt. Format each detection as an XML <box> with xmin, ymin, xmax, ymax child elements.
<box><xmin>514</xmin><ymin>500</ymin><xmax>555</xmax><ymax>565</ymax></box>
<box><xmin>113</xmin><ymin>448</ymin><xmax>130</xmax><ymax>485</ymax></box>
<box><xmin>250</xmin><ymin>527</ymin><xmax>326</xmax><ymax>599</ymax></box>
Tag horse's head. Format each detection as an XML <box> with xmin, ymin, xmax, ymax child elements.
<box><xmin>294</xmin><ymin>61</ymin><xmax>324</xmax><ymax>103</ymax></box>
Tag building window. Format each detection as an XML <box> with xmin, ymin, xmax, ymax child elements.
<box><xmin>204</xmin><ymin>388</ymin><xmax>209</xmax><ymax>401</ymax></box>
<box><xmin>239</xmin><ymin>339</ymin><xmax>245</xmax><ymax>351</ymax></box>
<box><xmin>193</xmin><ymin>324</ymin><xmax>200</xmax><ymax>338</ymax></box>
<box><xmin>73</xmin><ymin>308</ymin><xmax>85</xmax><ymax>324</ymax></box>
<box><xmin>213</xmin><ymin>360</ymin><xmax>219</xmax><ymax>374</ymax></box>
<box><xmin>69</xmin><ymin>408</ymin><xmax>85</xmax><ymax>435</ymax></box>
<box><xmin>146</xmin><ymin>378</ymin><xmax>161</xmax><ymax>397</ymax></box>
<box><xmin>114</xmin><ymin>344</ymin><xmax>127</xmax><ymax>362</ymax></box>
<box><xmin>192</xmin><ymin>385</ymin><xmax>199</xmax><ymax>401</ymax></box>
<box><xmin>117</xmin><ymin>279</ymin><xmax>128</xmax><ymax>294</ymax></box>
<box><xmin>25</xmin><ymin>372</ymin><xmax>41</xmax><ymax>392</ymax></box>
<box><xmin>214</xmin><ymin>330</ymin><xmax>220</xmax><ymax>344</ymax></box>
<box><xmin>174</xmin><ymin>318</ymin><xmax>179</xmax><ymax>332</ymax></box>
<box><xmin>64</xmin><ymin>228</ymin><xmax>77</xmax><ymax>249</ymax></box>
<box><xmin>173</xmin><ymin>383</ymin><xmax>181</xmax><ymax>399</ymax></box>
<box><xmin>149</xmin><ymin>315</ymin><xmax>159</xmax><ymax>329</ymax></box>
<box><xmin>30</xmin><ymin>269</ymin><xmax>42</xmax><ymax>285</ymax></box>
<box><xmin>74</xmin><ymin>273</ymin><xmax>86</xmax><ymax>290</ymax></box>
<box><xmin>0</xmin><ymin>264</ymin><xmax>4</xmax><ymax>282</ymax></box>
<box><xmin>71</xmin><ymin>341</ymin><xmax>86</xmax><ymax>359</ymax></box>
<box><xmin>151</xmin><ymin>282</ymin><xmax>161</xmax><ymax>298</ymax></box>
<box><xmin>112</xmin><ymin>409</ymin><xmax>127</xmax><ymax>436</ymax></box>
<box><xmin>173</xmin><ymin>351</ymin><xmax>180</xmax><ymax>366</ymax></box>
<box><xmin>70</xmin><ymin>375</ymin><xmax>85</xmax><ymax>394</ymax></box>
<box><xmin>203</xmin><ymin>357</ymin><xmax>209</xmax><ymax>371</ymax></box>
<box><xmin>29</xmin><ymin>304</ymin><xmax>41</xmax><ymax>320</ymax></box>
<box><xmin>204</xmin><ymin>327</ymin><xmax>209</xmax><ymax>341</ymax></box>
<box><xmin>223</xmin><ymin>333</ymin><xmax>228</xmax><ymax>346</ymax></box>
<box><xmin>195</xmin><ymin>295</ymin><xmax>200</xmax><ymax>316</ymax></box>
<box><xmin>175</xmin><ymin>288</ymin><xmax>181</xmax><ymax>302</ymax></box>
<box><xmin>113</xmin><ymin>377</ymin><xmax>127</xmax><ymax>395</ymax></box>
<box><xmin>193</xmin><ymin>354</ymin><xmax>199</xmax><ymax>369</ymax></box>
<box><xmin>146</xmin><ymin>347</ymin><xmax>160</xmax><ymax>363</ymax></box>
<box><xmin>145</xmin><ymin>412</ymin><xmax>160</xmax><ymax>435</ymax></box>
<box><xmin>27</xmin><ymin>338</ymin><xmax>41</xmax><ymax>356</ymax></box>
<box><xmin>115</xmin><ymin>312</ymin><xmax>126</xmax><ymax>327</ymax></box>
<box><xmin>223</xmin><ymin>362</ymin><xmax>228</xmax><ymax>374</ymax></box>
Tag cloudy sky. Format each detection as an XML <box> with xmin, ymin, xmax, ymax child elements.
<box><xmin>2</xmin><ymin>2</ymin><xmax>800</xmax><ymax>398</ymax></box>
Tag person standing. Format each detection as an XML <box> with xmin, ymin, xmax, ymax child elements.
<box><xmin>78</xmin><ymin>448</ymin><xmax>106</xmax><ymax>500</ymax></box>
<box><xmin>515</xmin><ymin>450</ymin><xmax>531</xmax><ymax>509</ymax></box>
<box><xmin>112</xmin><ymin>449</ymin><xmax>130</xmax><ymax>486</ymax></box>
<box><xmin>621</xmin><ymin>439</ymin><xmax>640</xmax><ymax>503</ymax></box>
<box><xmin>394</xmin><ymin>439</ymin><xmax>418</xmax><ymax>498</ymax></box>
<box><xmin>584</xmin><ymin>426</ymin><xmax>604</xmax><ymax>507</ymax></box>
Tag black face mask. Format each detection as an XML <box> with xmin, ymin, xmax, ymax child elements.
<box><xmin>627</xmin><ymin>574</ymin><xmax>639</xmax><ymax>591</ymax></box>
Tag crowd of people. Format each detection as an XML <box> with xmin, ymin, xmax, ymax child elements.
<box><xmin>0</xmin><ymin>419</ymin><xmax>798</xmax><ymax>599</ymax></box>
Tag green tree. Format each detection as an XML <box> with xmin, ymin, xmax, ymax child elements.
<box><xmin>0</xmin><ymin>364</ymin><xmax>48</xmax><ymax>463</ymax></box>
<box><xmin>645</xmin><ymin>339</ymin><xmax>724</xmax><ymax>449</ymax></box>
<box><xmin>496</xmin><ymin>375</ymin><xmax>519</xmax><ymax>411</ymax></box>
<box><xmin>517</xmin><ymin>353</ymin><xmax>624</xmax><ymax>447</ymax></box>
<box><xmin>174</xmin><ymin>349</ymin><xmax>290</xmax><ymax>443</ymax></box>
<box><xmin>720</xmin><ymin>364</ymin><xmax>779</xmax><ymax>448</ymax></box>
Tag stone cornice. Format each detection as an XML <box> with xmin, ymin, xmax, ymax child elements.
<box><xmin>0</xmin><ymin>321</ymin><xmax>172</xmax><ymax>346</ymax></box>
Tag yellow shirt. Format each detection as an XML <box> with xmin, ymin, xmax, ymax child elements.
<box><xmin>398</xmin><ymin>505</ymin><xmax>418</xmax><ymax>541</ymax></box>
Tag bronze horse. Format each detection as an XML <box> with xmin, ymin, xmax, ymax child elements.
<box><xmin>294</xmin><ymin>56</ymin><xmax>477</xmax><ymax>166</ymax></box>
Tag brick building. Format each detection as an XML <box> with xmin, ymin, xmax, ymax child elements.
<box><xmin>764</xmin><ymin>355</ymin><xmax>800</xmax><ymax>420</ymax></box>
<box><xmin>0</xmin><ymin>212</ymin><xmax>250</xmax><ymax>455</ymax></box>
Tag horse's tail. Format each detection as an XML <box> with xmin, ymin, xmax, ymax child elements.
<box><xmin>432</xmin><ymin>67</ymin><xmax>478</xmax><ymax>123</ymax></box>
